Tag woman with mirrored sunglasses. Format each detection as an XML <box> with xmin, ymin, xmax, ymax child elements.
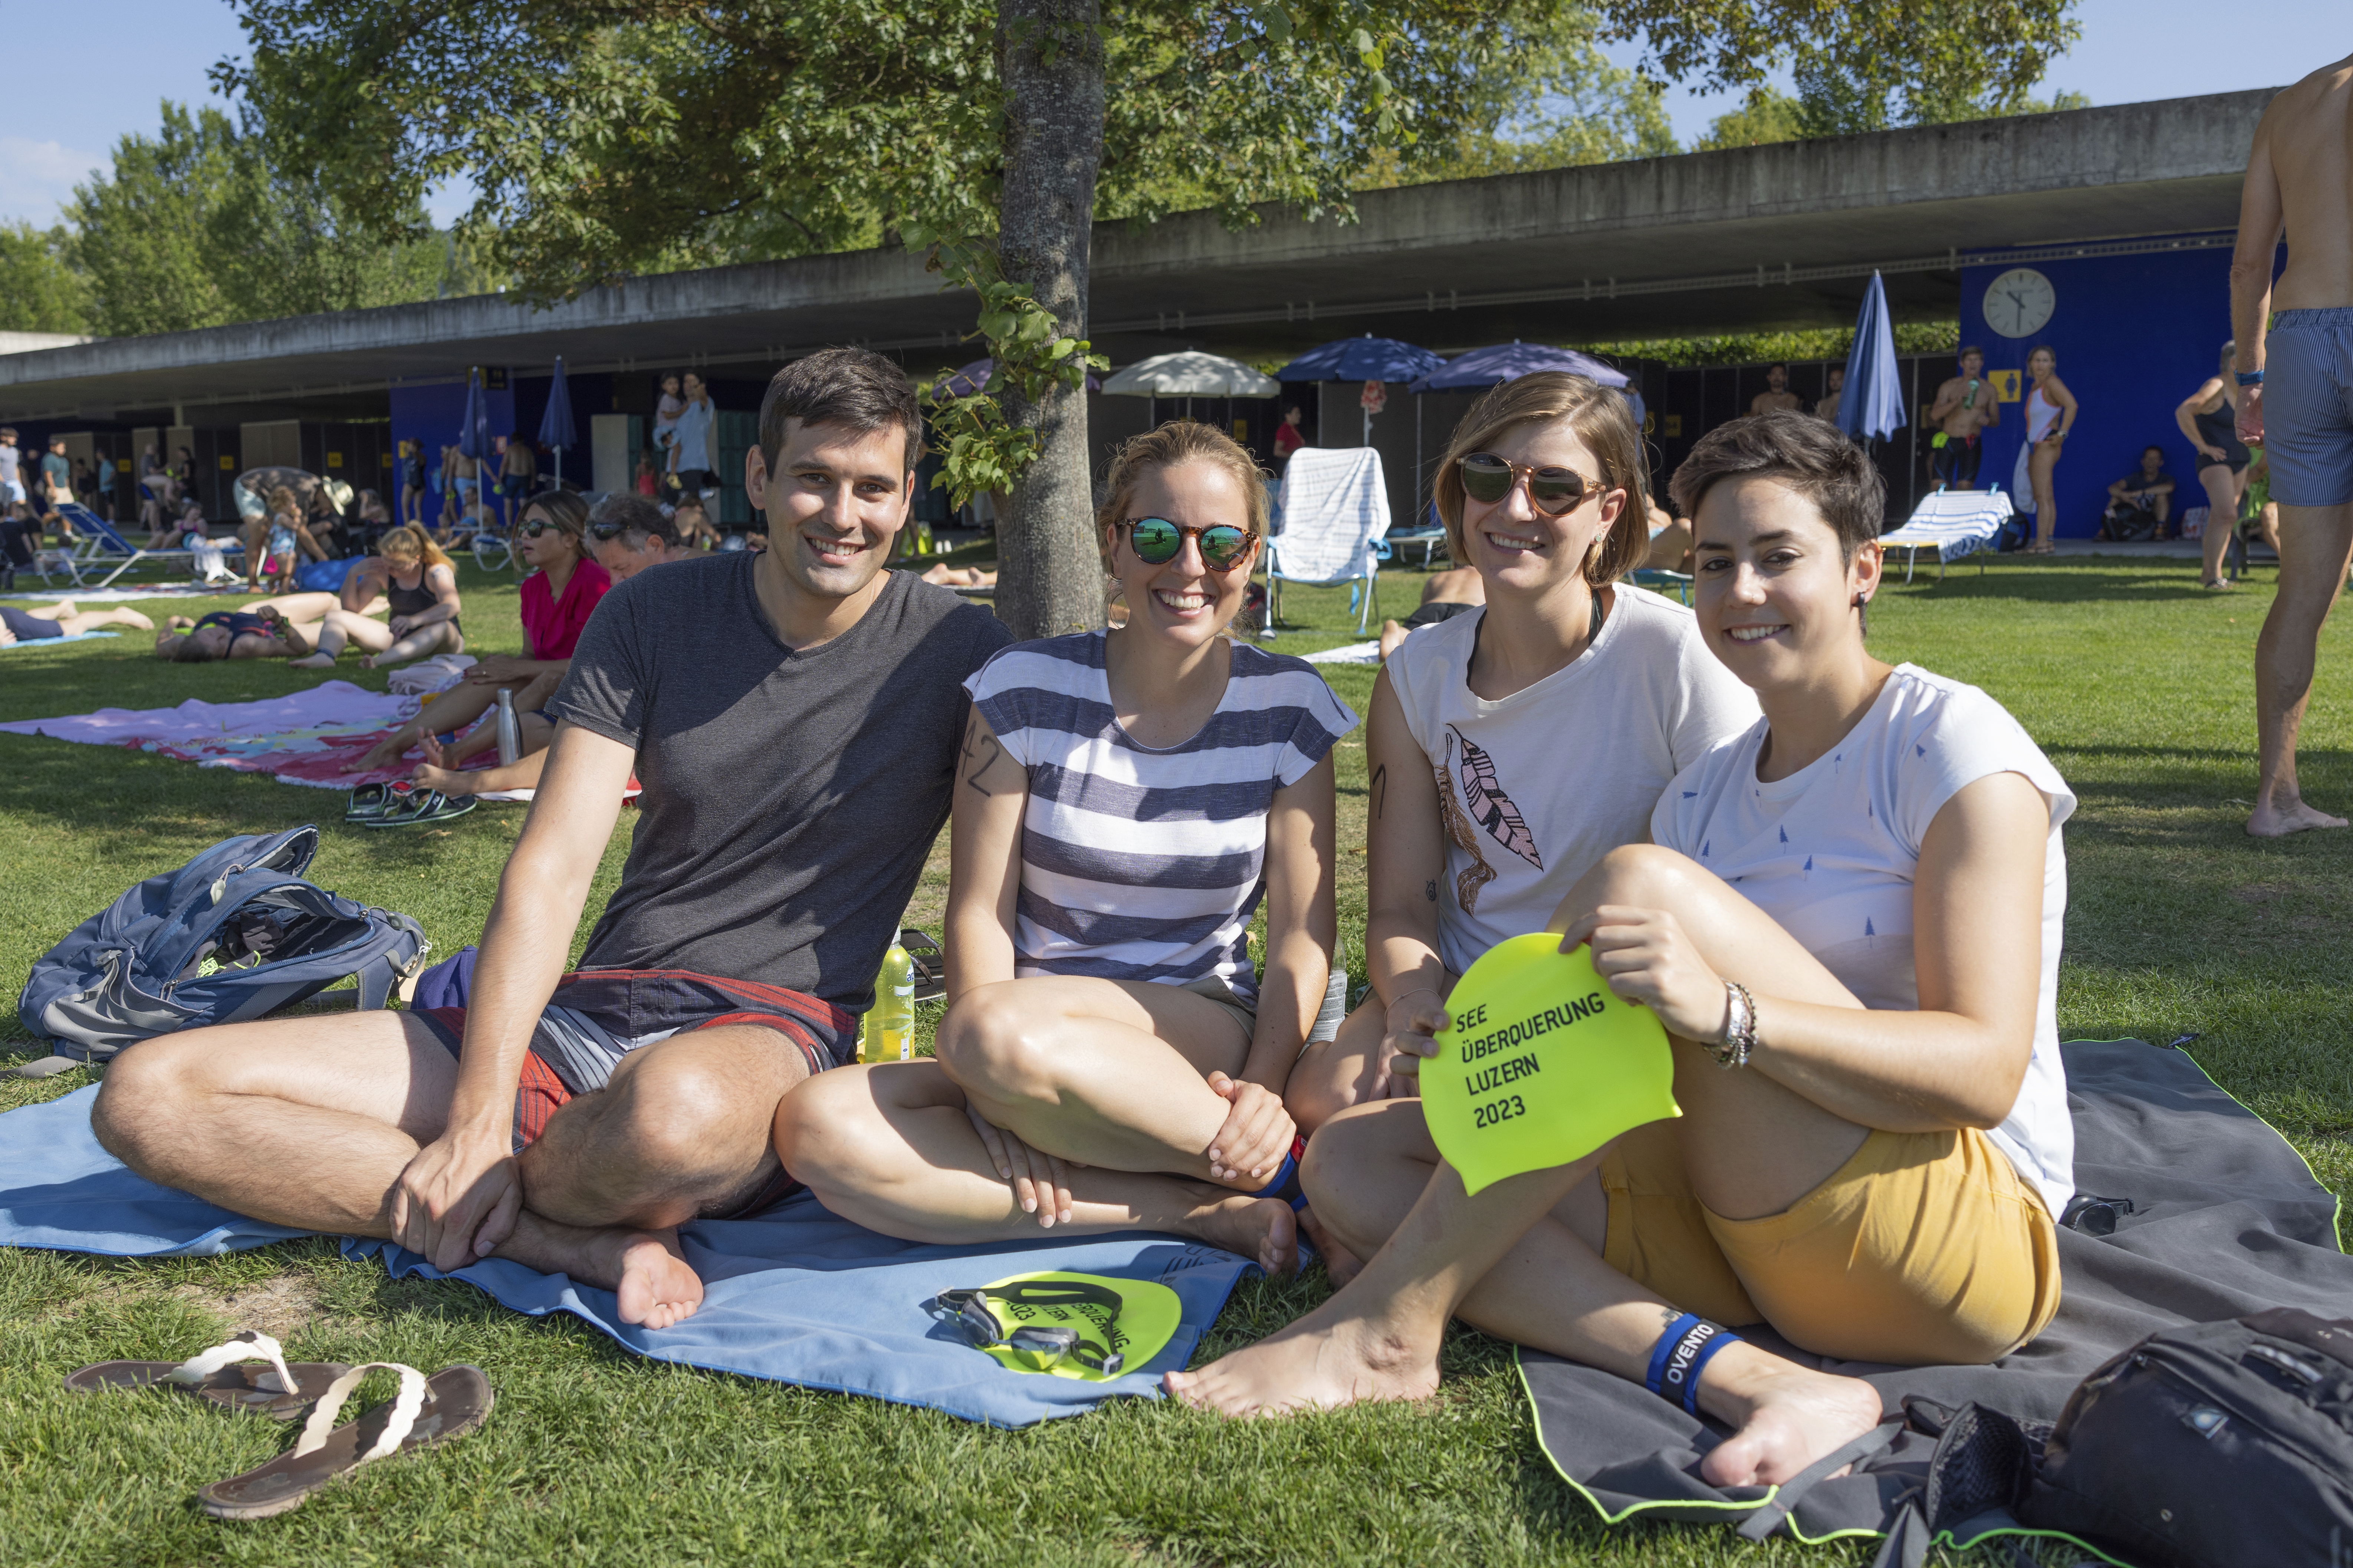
<box><xmin>344</xmin><ymin>495</ymin><xmax>609</xmax><ymax>790</ymax></box>
<box><xmin>774</xmin><ymin>421</ymin><xmax>1358</xmax><ymax>1275</ymax></box>
<box><xmin>1283</xmin><ymin>372</ymin><xmax>1758</xmax><ymax>1162</ymax></box>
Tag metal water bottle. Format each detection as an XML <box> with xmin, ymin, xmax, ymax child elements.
<box><xmin>494</xmin><ymin>688</ymin><xmax>521</xmax><ymax>765</ymax></box>
<box><xmin>861</xmin><ymin>944</ymin><xmax>916</xmax><ymax>1064</ymax></box>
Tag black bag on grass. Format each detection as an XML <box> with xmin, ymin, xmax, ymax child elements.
<box><xmin>1858</xmin><ymin>1310</ymin><xmax>2353</xmax><ymax>1568</ymax></box>
<box><xmin>18</xmin><ymin>826</ymin><xmax>430</xmax><ymax>1062</ymax></box>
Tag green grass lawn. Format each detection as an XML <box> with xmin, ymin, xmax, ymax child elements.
<box><xmin>1</xmin><ymin>553</ymin><xmax>2348</xmax><ymax>1565</ymax></box>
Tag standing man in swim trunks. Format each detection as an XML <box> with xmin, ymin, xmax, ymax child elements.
<box><xmin>2234</xmin><ymin>52</ymin><xmax>2353</xmax><ymax>838</ymax></box>
<box><xmin>1925</xmin><ymin>347</ymin><xmax>2002</xmax><ymax>491</ymax></box>
<box><xmin>93</xmin><ymin>348</ymin><xmax>1012</xmax><ymax>1328</ymax></box>
<box><xmin>1747</xmin><ymin>363</ymin><xmax>1802</xmax><ymax>416</ymax></box>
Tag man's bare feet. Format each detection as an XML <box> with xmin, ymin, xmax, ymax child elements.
<box><xmin>411</xmin><ymin>762</ymin><xmax>466</xmax><ymax>793</ymax></box>
<box><xmin>2248</xmin><ymin>797</ymin><xmax>2349</xmax><ymax>837</ymax></box>
<box><xmin>606</xmin><ymin>1228</ymin><xmax>705</xmax><ymax>1330</ymax></box>
<box><xmin>1696</xmin><ymin>1353</ymin><xmax>1886</xmax><ymax>1488</ymax></box>
<box><xmin>1188</xmin><ymin>1193</ymin><xmax>1300</xmax><ymax>1276</ymax></box>
<box><xmin>1164</xmin><ymin>1298</ymin><xmax>1440</xmax><ymax>1416</ymax></box>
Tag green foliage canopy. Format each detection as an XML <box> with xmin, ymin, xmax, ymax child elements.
<box><xmin>0</xmin><ymin>223</ymin><xmax>90</xmax><ymax>335</ymax></box>
<box><xmin>68</xmin><ymin>101</ymin><xmax>472</xmax><ymax>338</ymax></box>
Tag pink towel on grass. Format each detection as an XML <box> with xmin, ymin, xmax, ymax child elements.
<box><xmin>0</xmin><ymin>681</ymin><xmax>439</xmax><ymax>790</ymax></box>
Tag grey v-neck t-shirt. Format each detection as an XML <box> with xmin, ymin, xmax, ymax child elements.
<box><xmin>552</xmin><ymin>555</ymin><xmax>1011</xmax><ymax>1009</ymax></box>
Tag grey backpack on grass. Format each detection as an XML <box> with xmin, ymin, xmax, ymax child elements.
<box><xmin>17</xmin><ymin>826</ymin><xmax>429</xmax><ymax>1063</ymax></box>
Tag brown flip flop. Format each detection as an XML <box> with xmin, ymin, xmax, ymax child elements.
<box><xmin>64</xmin><ymin>1330</ymin><xmax>351</xmax><ymax>1421</ymax></box>
<box><xmin>198</xmin><ymin>1363</ymin><xmax>493</xmax><ymax>1521</ymax></box>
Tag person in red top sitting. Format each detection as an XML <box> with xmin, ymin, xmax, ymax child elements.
<box><xmin>1273</xmin><ymin>403</ymin><xmax>1308</xmax><ymax>465</ymax></box>
<box><xmin>347</xmin><ymin>492</ymin><xmax>611</xmax><ymax>784</ymax></box>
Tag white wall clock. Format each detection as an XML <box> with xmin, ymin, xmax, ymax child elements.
<box><xmin>1983</xmin><ymin>267</ymin><xmax>2055</xmax><ymax>339</ymax></box>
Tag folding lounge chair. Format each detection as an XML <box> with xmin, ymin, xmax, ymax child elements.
<box><xmin>44</xmin><ymin>503</ymin><xmax>239</xmax><ymax>590</ymax></box>
<box><xmin>1266</xmin><ymin>447</ymin><xmax>1391</xmax><ymax>635</ymax></box>
<box><xmin>1877</xmin><ymin>487</ymin><xmax>2012</xmax><ymax>585</ymax></box>
<box><xmin>1384</xmin><ymin>501</ymin><xmax>1450</xmax><ymax>569</ymax></box>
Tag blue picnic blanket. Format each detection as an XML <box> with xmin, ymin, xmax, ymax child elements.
<box><xmin>0</xmin><ymin>1084</ymin><xmax>1256</xmax><ymax>1426</ymax></box>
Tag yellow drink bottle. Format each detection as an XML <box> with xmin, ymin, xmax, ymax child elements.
<box><xmin>862</xmin><ymin>944</ymin><xmax>916</xmax><ymax>1064</ymax></box>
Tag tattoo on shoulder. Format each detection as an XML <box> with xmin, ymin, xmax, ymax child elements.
<box><xmin>1426</xmin><ymin>880</ymin><xmax>1437</xmax><ymax>902</ymax></box>
<box><xmin>1371</xmin><ymin>763</ymin><xmax>1389</xmax><ymax>819</ymax></box>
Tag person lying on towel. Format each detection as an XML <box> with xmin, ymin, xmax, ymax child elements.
<box><xmin>774</xmin><ymin>421</ymin><xmax>1352</xmax><ymax>1276</ymax></box>
<box><xmin>1169</xmin><ymin>411</ymin><xmax>2076</xmax><ymax>1496</ymax></box>
<box><xmin>1286</xmin><ymin>373</ymin><xmax>1755</xmax><ymax>1148</ymax></box>
<box><xmin>94</xmin><ymin>349</ymin><xmax>1011</xmax><ymax>1330</ymax></box>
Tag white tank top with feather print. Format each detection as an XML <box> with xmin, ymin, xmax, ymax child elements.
<box><xmin>1385</xmin><ymin>587</ymin><xmax>1758</xmax><ymax>978</ymax></box>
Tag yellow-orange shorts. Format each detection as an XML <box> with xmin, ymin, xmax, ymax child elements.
<box><xmin>1599</xmin><ymin>1119</ymin><xmax>2061</xmax><ymax>1366</ymax></box>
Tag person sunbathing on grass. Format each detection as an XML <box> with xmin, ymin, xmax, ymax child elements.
<box><xmin>285</xmin><ymin>525</ymin><xmax>464</xmax><ymax>671</ymax></box>
<box><xmin>1169</xmin><ymin>412</ymin><xmax>2077</xmax><ymax>1498</ymax></box>
<box><xmin>1288</xmin><ymin>373</ymin><xmax>1755</xmax><ymax>1149</ymax></box>
<box><xmin>345</xmin><ymin>494</ymin><xmax>609</xmax><ymax>771</ymax></box>
<box><xmin>93</xmin><ymin>348</ymin><xmax>1011</xmax><ymax>1331</ymax></box>
<box><xmin>1</xmin><ymin>598</ymin><xmax>155</xmax><ymax>645</ymax></box>
<box><xmin>772</xmin><ymin>420</ymin><xmax>1354</xmax><ymax>1276</ymax></box>
<box><xmin>154</xmin><ymin>605</ymin><xmax>321</xmax><ymax>662</ymax></box>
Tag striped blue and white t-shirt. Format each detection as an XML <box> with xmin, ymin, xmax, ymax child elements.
<box><xmin>965</xmin><ymin>632</ymin><xmax>1360</xmax><ymax>1004</ymax></box>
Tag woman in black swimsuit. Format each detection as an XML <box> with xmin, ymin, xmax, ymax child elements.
<box><xmin>153</xmin><ymin>606</ymin><xmax>315</xmax><ymax>662</ymax></box>
<box><xmin>2176</xmin><ymin>340</ymin><xmax>2255</xmax><ymax>591</ymax></box>
<box><xmin>290</xmin><ymin>524</ymin><xmax>465</xmax><ymax>669</ymax></box>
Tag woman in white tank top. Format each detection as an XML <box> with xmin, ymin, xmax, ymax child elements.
<box><xmin>2019</xmin><ymin>345</ymin><xmax>2078</xmax><ymax>554</ymax></box>
<box><xmin>1285</xmin><ymin>373</ymin><xmax>1756</xmax><ymax>1133</ymax></box>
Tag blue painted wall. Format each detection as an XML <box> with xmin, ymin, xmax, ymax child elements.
<box><xmin>1958</xmin><ymin>239</ymin><xmax>2237</xmax><ymax>537</ymax></box>
<box><xmin>389</xmin><ymin>376</ymin><xmax>515</xmax><ymax>521</ymax></box>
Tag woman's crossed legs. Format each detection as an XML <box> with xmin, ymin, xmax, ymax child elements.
<box><xmin>774</xmin><ymin>976</ymin><xmax>1298</xmax><ymax>1272</ymax></box>
<box><xmin>1167</xmin><ymin>845</ymin><xmax>2054</xmax><ymax>1488</ymax></box>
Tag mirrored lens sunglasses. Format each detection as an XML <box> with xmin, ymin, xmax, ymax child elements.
<box><xmin>1123</xmin><ymin>517</ymin><xmax>1255</xmax><ymax>572</ymax></box>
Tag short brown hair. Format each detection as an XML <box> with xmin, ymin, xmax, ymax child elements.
<box><xmin>758</xmin><ymin>347</ymin><xmax>923</xmax><ymax>477</ymax></box>
<box><xmin>1668</xmin><ymin>411</ymin><xmax>1885</xmax><ymax>559</ymax></box>
<box><xmin>588</xmin><ymin>491</ymin><xmax>680</xmax><ymax>549</ymax></box>
<box><xmin>1094</xmin><ymin>420</ymin><xmax>1270</xmax><ymax>573</ymax></box>
<box><xmin>1433</xmin><ymin>373</ymin><xmax>1649</xmax><ymax>586</ymax></box>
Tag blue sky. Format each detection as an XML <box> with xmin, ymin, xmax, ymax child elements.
<box><xmin>0</xmin><ymin>0</ymin><xmax>2340</xmax><ymax>228</ymax></box>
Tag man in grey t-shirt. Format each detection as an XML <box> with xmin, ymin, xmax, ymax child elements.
<box><xmin>95</xmin><ymin>349</ymin><xmax>1009</xmax><ymax>1330</ymax></box>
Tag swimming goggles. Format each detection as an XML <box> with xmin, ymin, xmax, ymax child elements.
<box><xmin>1121</xmin><ymin>517</ymin><xmax>1255</xmax><ymax>573</ymax></box>
<box><xmin>1458</xmin><ymin>453</ymin><xmax>1600</xmax><ymax>516</ymax></box>
<box><xmin>931</xmin><ymin>1281</ymin><xmax>1127</xmax><ymax>1375</ymax></box>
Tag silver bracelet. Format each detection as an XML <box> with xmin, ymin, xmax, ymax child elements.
<box><xmin>1713</xmin><ymin>981</ymin><xmax>1756</xmax><ymax>1069</ymax></box>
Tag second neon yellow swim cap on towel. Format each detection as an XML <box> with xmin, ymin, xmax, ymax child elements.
<box><xmin>1424</xmin><ymin>933</ymin><xmax>1680</xmax><ymax>1195</ymax></box>
<box><xmin>963</xmin><ymin>1272</ymin><xmax>1182</xmax><ymax>1383</ymax></box>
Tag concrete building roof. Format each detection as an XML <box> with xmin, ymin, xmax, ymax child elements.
<box><xmin>0</xmin><ymin>88</ymin><xmax>2271</xmax><ymax>423</ymax></box>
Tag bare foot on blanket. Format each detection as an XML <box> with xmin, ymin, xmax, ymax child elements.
<box><xmin>605</xmin><ymin>1228</ymin><xmax>704</xmax><ymax>1330</ymax></box>
<box><xmin>1296</xmin><ymin>1204</ymin><xmax>1365</xmax><ymax>1285</ymax></box>
<box><xmin>350</xmin><ymin>732</ymin><xmax>414</xmax><ymax>772</ymax></box>
<box><xmin>1189</xmin><ymin>1193</ymin><xmax>1299</xmax><ymax>1276</ymax></box>
<box><xmin>2248</xmin><ymin>797</ymin><xmax>2349</xmax><ymax>837</ymax></box>
<box><xmin>1165</xmin><ymin>1295</ymin><xmax>1442</xmax><ymax>1416</ymax></box>
<box><xmin>1696</xmin><ymin>1353</ymin><xmax>1886</xmax><ymax>1488</ymax></box>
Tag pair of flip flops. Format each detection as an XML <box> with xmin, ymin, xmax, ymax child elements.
<box><xmin>347</xmin><ymin>781</ymin><xmax>477</xmax><ymax>827</ymax></box>
<box><xmin>64</xmin><ymin>1330</ymin><xmax>493</xmax><ymax>1521</ymax></box>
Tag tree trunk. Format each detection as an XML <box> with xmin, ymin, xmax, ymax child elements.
<box><xmin>993</xmin><ymin>0</ymin><xmax>1105</xmax><ymax>641</ymax></box>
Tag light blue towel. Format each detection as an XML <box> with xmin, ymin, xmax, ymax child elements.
<box><xmin>0</xmin><ymin>631</ymin><xmax>118</xmax><ymax>652</ymax></box>
<box><xmin>0</xmin><ymin>1086</ymin><xmax>1257</xmax><ymax>1426</ymax></box>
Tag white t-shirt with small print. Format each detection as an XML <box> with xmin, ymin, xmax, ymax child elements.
<box><xmin>1387</xmin><ymin>585</ymin><xmax>1760</xmax><ymax>976</ymax></box>
<box><xmin>1650</xmin><ymin>663</ymin><xmax>2077</xmax><ymax>1217</ymax></box>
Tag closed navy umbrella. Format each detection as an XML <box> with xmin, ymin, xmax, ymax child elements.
<box><xmin>538</xmin><ymin>356</ymin><xmax>577</xmax><ymax>486</ymax></box>
<box><xmin>1838</xmin><ymin>273</ymin><xmax>1906</xmax><ymax>444</ymax></box>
